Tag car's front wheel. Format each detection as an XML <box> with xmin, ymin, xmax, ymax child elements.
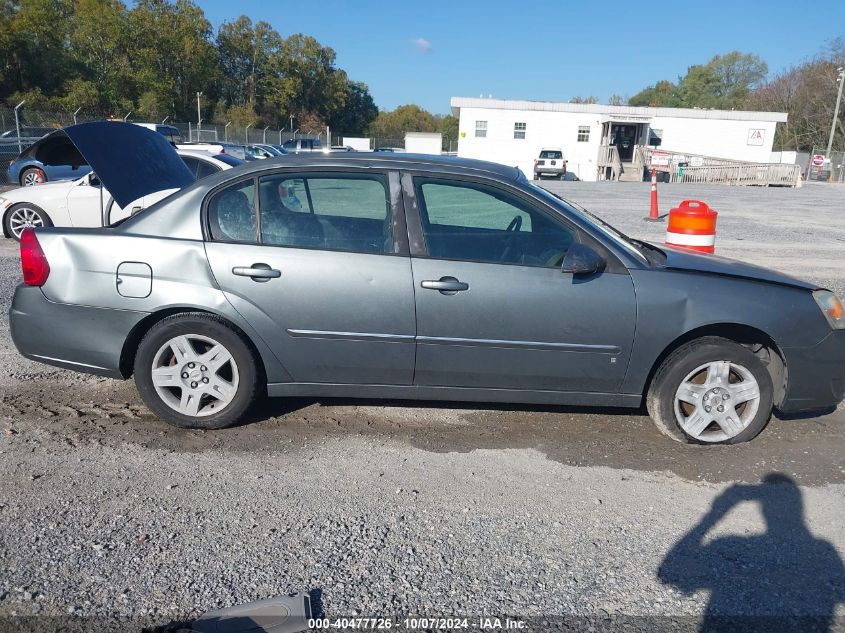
<box><xmin>3</xmin><ymin>203</ymin><xmax>52</xmax><ymax>240</ymax></box>
<box><xmin>134</xmin><ymin>313</ymin><xmax>263</xmax><ymax>429</ymax></box>
<box><xmin>647</xmin><ymin>337</ymin><xmax>774</xmax><ymax>444</ymax></box>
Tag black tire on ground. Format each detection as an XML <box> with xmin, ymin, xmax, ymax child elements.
<box><xmin>133</xmin><ymin>313</ymin><xmax>264</xmax><ymax>430</ymax></box>
<box><xmin>3</xmin><ymin>202</ymin><xmax>53</xmax><ymax>241</ymax></box>
<box><xmin>646</xmin><ymin>336</ymin><xmax>774</xmax><ymax>445</ymax></box>
<box><xmin>20</xmin><ymin>167</ymin><xmax>46</xmax><ymax>186</ymax></box>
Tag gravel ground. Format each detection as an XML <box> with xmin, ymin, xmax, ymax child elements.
<box><xmin>0</xmin><ymin>181</ymin><xmax>844</xmax><ymax>632</ymax></box>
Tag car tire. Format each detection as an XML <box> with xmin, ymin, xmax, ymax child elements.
<box><xmin>20</xmin><ymin>167</ymin><xmax>46</xmax><ymax>186</ymax></box>
<box><xmin>646</xmin><ymin>336</ymin><xmax>774</xmax><ymax>444</ymax></box>
<box><xmin>3</xmin><ymin>203</ymin><xmax>53</xmax><ymax>241</ymax></box>
<box><xmin>133</xmin><ymin>313</ymin><xmax>263</xmax><ymax>429</ymax></box>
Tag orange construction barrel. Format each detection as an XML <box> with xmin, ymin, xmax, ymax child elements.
<box><xmin>666</xmin><ymin>200</ymin><xmax>717</xmax><ymax>253</ymax></box>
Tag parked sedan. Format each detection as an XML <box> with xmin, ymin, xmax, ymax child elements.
<box><xmin>9</xmin><ymin>122</ymin><xmax>845</xmax><ymax>444</ymax></box>
<box><xmin>1</xmin><ymin>149</ymin><xmax>241</xmax><ymax>239</ymax></box>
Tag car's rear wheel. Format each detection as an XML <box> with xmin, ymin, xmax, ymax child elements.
<box><xmin>646</xmin><ymin>337</ymin><xmax>774</xmax><ymax>444</ymax></box>
<box><xmin>4</xmin><ymin>203</ymin><xmax>52</xmax><ymax>240</ymax></box>
<box><xmin>134</xmin><ymin>313</ymin><xmax>263</xmax><ymax>429</ymax></box>
<box><xmin>20</xmin><ymin>167</ymin><xmax>46</xmax><ymax>186</ymax></box>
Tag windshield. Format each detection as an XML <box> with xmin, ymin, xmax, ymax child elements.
<box><xmin>527</xmin><ymin>181</ymin><xmax>652</xmax><ymax>263</ymax></box>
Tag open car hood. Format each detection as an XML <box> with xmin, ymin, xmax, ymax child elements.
<box><xmin>46</xmin><ymin>121</ymin><xmax>194</xmax><ymax>209</ymax></box>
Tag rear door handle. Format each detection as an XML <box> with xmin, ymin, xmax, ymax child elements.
<box><xmin>232</xmin><ymin>263</ymin><xmax>281</xmax><ymax>282</ymax></box>
<box><xmin>420</xmin><ymin>276</ymin><xmax>469</xmax><ymax>295</ymax></box>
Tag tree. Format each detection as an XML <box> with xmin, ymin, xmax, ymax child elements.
<box><xmin>678</xmin><ymin>52</ymin><xmax>767</xmax><ymax>109</ymax></box>
<box><xmin>569</xmin><ymin>95</ymin><xmax>598</xmax><ymax>104</ymax></box>
<box><xmin>266</xmin><ymin>34</ymin><xmax>347</xmax><ymax>127</ymax></box>
<box><xmin>216</xmin><ymin>16</ymin><xmax>282</xmax><ymax>109</ymax></box>
<box><xmin>629</xmin><ymin>80</ymin><xmax>681</xmax><ymax>107</ymax></box>
<box><xmin>368</xmin><ymin>104</ymin><xmax>437</xmax><ymax>141</ymax></box>
<box><xmin>328</xmin><ymin>80</ymin><xmax>377</xmax><ymax>135</ymax></box>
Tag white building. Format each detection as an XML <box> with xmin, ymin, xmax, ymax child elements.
<box><xmin>404</xmin><ymin>131</ymin><xmax>443</xmax><ymax>155</ymax></box>
<box><xmin>451</xmin><ymin>97</ymin><xmax>788</xmax><ymax>182</ymax></box>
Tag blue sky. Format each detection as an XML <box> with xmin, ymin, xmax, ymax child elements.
<box><xmin>198</xmin><ymin>0</ymin><xmax>845</xmax><ymax>114</ymax></box>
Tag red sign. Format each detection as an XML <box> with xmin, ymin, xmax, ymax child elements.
<box><xmin>812</xmin><ymin>154</ymin><xmax>825</xmax><ymax>166</ymax></box>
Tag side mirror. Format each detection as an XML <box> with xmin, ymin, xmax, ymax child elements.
<box><xmin>88</xmin><ymin>173</ymin><xmax>101</xmax><ymax>187</ymax></box>
<box><xmin>561</xmin><ymin>243</ymin><xmax>605</xmax><ymax>276</ymax></box>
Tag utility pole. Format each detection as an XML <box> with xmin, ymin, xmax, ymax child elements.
<box><xmin>14</xmin><ymin>100</ymin><xmax>25</xmax><ymax>154</ymax></box>
<box><xmin>289</xmin><ymin>114</ymin><xmax>294</xmax><ymax>134</ymax></box>
<box><xmin>263</xmin><ymin>126</ymin><xmax>269</xmax><ymax>143</ymax></box>
<box><xmin>73</xmin><ymin>107</ymin><xmax>81</xmax><ymax>125</ymax></box>
<box><xmin>196</xmin><ymin>91</ymin><xmax>203</xmax><ymax>141</ymax></box>
<box><xmin>225</xmin><ymin>121</ymin><xmax>231</xmax><ymax>143</ymax></box>
<box><xmin>245</xmin><ymin>123</ymin><xmax>252</xmax><ymax>144</ymax></box>
<box><xmin>826</xmin><ymin>67</ymin><xmax>844</xmax><ymax>159</ymax></box>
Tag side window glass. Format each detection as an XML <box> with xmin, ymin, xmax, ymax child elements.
<box><xmin>208</xmin><ymin>180</ymin><xmax>257</xmax><ymax>242</ymax></box>
<box><xmin>180</xmin><ymin>156</ymin><xmax>200</xmax><ymax>179</ymax></box>
<box><xmin>258</xmin><ymin>174</ymin><xmax>392</xmax><ymax>254</ymax></box>
<box><xmin>195</xmin><ymin>160</ymin><xmax>218</xmax><ymax>179</ymax></box>
<box><xmin>416</xmin><ymin>180</ymin><xmax>576</xmax><ymax>267</ymax></box>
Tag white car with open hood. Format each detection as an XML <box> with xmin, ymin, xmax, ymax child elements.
<box><xmin>1</xmin><ymin>142</ymin><xmax>241</xmax><ymax>240</ymax></box>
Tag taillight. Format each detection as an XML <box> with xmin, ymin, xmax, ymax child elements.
<box><xmin>20</xmin><ymin>228</ymin><xmax>50</xmax><ymax>286</ymax></box>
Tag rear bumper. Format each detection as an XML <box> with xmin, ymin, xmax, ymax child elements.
<box><xmin>779</xmin><ymin>330</ymin><xmax>845</xmax><ymax>414</ymax></box>
<box><xmin>9</xmin><ymin>285</ymin><xmax>148</xmax><ymax>378</ymax></box>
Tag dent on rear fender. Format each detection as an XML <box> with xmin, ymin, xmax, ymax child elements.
<box><xmin>40</xmin><ymin>234</ymin><xmax>222</xmax><ymax>312</ymax></box>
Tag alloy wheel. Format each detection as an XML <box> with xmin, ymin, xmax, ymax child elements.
<box><xmin>8</xmin><ymin>207</ymin><xmax>44</xmax><ymax>239</ymax></box>
<box><xmin>150</xmin><ymin>334</ymin><xmax>240</xmax><ymax>417</ymax></box>
<box><xmin>22</xmin><ymin>170</ymin><xmax>44</xmax><ymax>186</ymax></box>
<box><xmin>673</xmin><ymin>360</ymin><xmax>761</xmax><ymax>442</ymax></box>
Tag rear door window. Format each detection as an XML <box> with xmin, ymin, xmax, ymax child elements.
<box><xmin>258</xmin><ymin>173</ymin><xmax>392</xmax><ymax>254</ymax></box>
<box><xmin>539</xmin><ymin>150</ymin><xmax>563</xmax><ymax>159</ymax></box>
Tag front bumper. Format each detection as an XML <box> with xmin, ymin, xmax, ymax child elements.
<box><xmin>9</xmin><ymin>285</ymin><xmax>148</xmax><ymax>378</ymax></box>
<box><xmin>779</xmin><ymin>329</ymin><xmax>845</xmax><ymax>414</ymax></box>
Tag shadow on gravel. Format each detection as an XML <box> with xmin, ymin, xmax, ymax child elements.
<box><xmin>659</xmin><ymin>473</ymin><xmax>845</xmax><ymax>632</ymax></box>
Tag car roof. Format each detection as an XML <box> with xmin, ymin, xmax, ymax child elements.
<box><xmin>196</xmin><ymin>152</ymin><xmax>522</xmax><ymax>182</ymax></box>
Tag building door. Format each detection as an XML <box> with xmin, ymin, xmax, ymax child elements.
<box><xmin>611</xmin><ymin>124</ymin><xmax>637</xmax><ymax>161</ymax></box>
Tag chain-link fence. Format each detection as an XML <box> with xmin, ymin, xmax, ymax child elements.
<box><xmin>805</xmin><ymin>147</ymin><xmax>845</xmax><ymax>182</ymax></box>
<box><xmin>0</xmin><ymin>104</ymin><xmax>459</xmax><ymax>186</ymax></box>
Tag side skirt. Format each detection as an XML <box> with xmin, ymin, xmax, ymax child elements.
<box><xmin>266</xmin><ymin>382</ymin><xmax>642</xmax><ymax>408</ymax></box>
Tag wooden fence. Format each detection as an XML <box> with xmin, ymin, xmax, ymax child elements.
<box><xmin>669</xmin><ymin>163</ymin><xmax>801</xmax><ymax>186</ymax></box>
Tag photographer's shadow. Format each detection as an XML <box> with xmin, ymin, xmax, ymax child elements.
<box><xmin>658</xmin><ymin>473</ymin><xmax>845</xmax><ymax>633</ymax></box>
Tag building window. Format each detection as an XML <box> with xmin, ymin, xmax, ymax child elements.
<box><xmin>475</xmin><ymin>121</ymin><xmax>487</xmax><ymax>138</ymax></box>
<box><xmin>513</xmin><ymin>122</ymin><xmax>526</xmax><ymax>139</ymax></box>
<box><xmin>648</xmin><ymin>128</ymin><xmax>663</xmax><ymax>147</ymax></box>
<box><xmin>577</xmin><ymin>126</ymin><xmax>590</xmax><ymax>142</ymax></box>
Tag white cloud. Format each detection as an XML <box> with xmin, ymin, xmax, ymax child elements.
<box><xmin>412</xmin><ymin>37</ymin><xmax>432</xmax><ymax>54</ymax></box>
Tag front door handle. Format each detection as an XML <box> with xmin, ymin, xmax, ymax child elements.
<box><xmin>232</xmin><ymin>263</ymin><xmax>281</xmax><ymax>282</ymax></box>
<box><xmin>420</xmin><ymin>276</ymin><xmax>469</xmax><ymax>295</ymax></box>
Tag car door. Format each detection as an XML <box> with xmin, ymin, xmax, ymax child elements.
<box><xmin>204</xmin><ymin>169</ymin><xmax>416</xmax><ymax>385</ymax></box>
<box><xmin>403</xmin><ymin>173</ymin><xmax>636</xmax><ymax>394</ymax></box>
<box><xmin>64</xmin><ymin>174</ymin><xmax>106</xmax><ymax>227</ymax></box>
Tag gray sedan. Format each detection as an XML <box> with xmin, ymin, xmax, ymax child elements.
<box><xmin>8</xmin><ymin>123</ymin><xmax>845</xmax><ymax>444</ymax></box>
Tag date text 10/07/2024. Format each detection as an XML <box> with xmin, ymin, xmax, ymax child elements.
<box><xmin>308</xmin><ymin>617</ymin><xmax>527</xmax><ymax>630</ymax></box>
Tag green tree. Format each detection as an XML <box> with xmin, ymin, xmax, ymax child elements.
<box><xmin>369</xmin><ymin>104</ymin><xmax>436</xmax><ymax>141</ymax></box>
<box><xmin>678</xmin><ymin>52</ymin><xmax>767</xmax><ymax>109</ymax></box>
<box><xmin>629</xmin><ymin>80</ymin><xmax>680</xmax><ymax>107</ymax></box>
<box><xmin>267</xmin><ymin>34</ymin><xmax>347</xmax><ymax>127</ymax></box>
<box><xmin>128</xmin><ymin>0</ymin><xmax>218</xmax><ymax>121</ymax></box>
<box><xmin>328</xmin><ymin>80</ymin><xmax>377</xmax><ymax>134</ymax></box>
<box><xmin>217</xmin><ymin>16</ymin><xmax>282</xmax><ymax>109</ymax></box>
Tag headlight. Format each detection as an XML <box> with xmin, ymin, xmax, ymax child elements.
<box><xmin>813</xmin><ymin>290</ymin><xmax>845</xmax><ymax>329</ymax></box>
